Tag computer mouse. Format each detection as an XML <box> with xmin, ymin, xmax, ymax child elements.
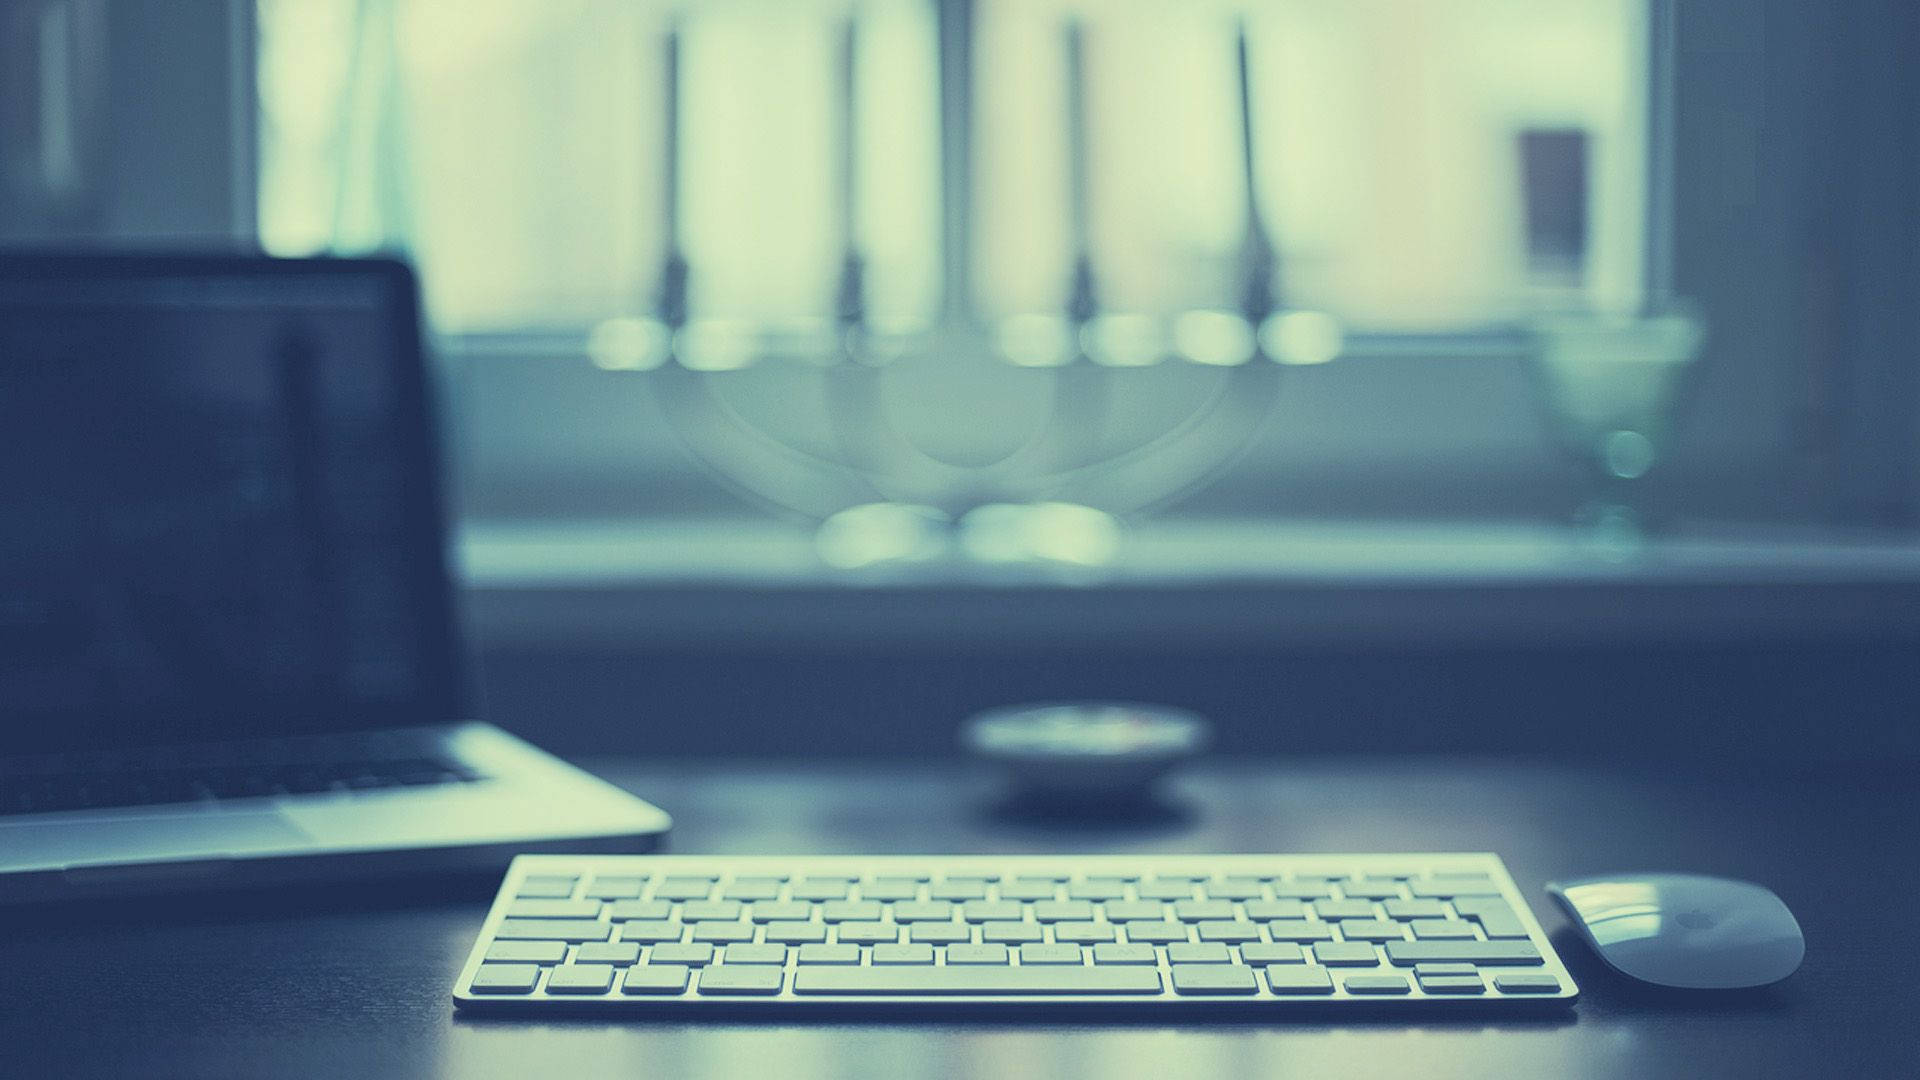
<box><xmin>1546</xmin><ymin>873</ymin><xmax>1804</xmax><ymax>990</ymax></box>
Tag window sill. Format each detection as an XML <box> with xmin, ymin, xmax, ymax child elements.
<box><xmin>459</xmin><ymin>517</ymin><xmax>1920</xmax><ymax>649</ymax></box>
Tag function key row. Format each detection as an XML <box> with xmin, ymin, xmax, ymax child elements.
<box><xmin>515</xmin><ymin>873</ymin><xmax>1504</xmax><ymax>904</ymax></box>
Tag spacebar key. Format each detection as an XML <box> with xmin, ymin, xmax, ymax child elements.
<box><xmin>793</xmin><ymin>968</ymin><xmax>1162</xmax><ymax>995</ymax></box>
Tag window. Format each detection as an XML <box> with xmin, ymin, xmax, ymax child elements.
<box><xmin>243</xmin><ymin>1</ymin><xmax>1903</xmax><ymax>539</ymax></box>
<box><xmin>260</xmin><ymin>0</ymin><xmax>1651</xmax><ymax>339</ymax></box>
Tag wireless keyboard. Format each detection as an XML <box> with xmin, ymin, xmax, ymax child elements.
<box><xmin>452</xmin><ymin>853</ymin><xmax>1577</xmax><ymax>1013</ymax></box>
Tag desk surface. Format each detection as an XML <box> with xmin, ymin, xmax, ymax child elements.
<box><xmin>6</xmin><ymin>758</ymin><xmax>1914</xmax><ymax>1080</ymax></box>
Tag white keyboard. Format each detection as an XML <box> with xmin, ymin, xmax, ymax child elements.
<box><xmin>452</xmin><ymin>853</ymin><xmax>1578</xmax><ymax>1013</ymax></box>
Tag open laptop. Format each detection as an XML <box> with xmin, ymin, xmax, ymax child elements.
<box><xmin>0</xmin><ymin>253</ymin><xmax>670</xmax><ymax>903</ymax></box>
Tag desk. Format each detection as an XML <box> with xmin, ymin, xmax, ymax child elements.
<box><xmin>6</xmin><ymin>759</ymin><xmax>1914</xmax><ymax>1079</ymax></box>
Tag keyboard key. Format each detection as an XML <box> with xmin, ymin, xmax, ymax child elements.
<box><xmin>1489</xmin><ymin>968</ymin><xmax>1566</xmax><ymax>991</ymax></box>
<box><xmin>515</xmin><ymin>875</ymin><xmax>577</xmax><ymax>899</ymax></box>
<box><xmin>1266</xmin><ymin>920</ymin><xmax>1335</xmax><ymax>942</ymax></box>
<box><xmin>1091</xmin><ymin>943</ymin><xmax>1156</xmax><ymax>965</ymax></box>
<box><xmin>840</xmin><ymin>914</ymin><xmax>898</xmax><ymax>941</ymax></box>
<box><xmin>1409</xmin><ymin>877</ymin><xmax>1502</xmax><ymax>899</ymax></box>
<box><xmin>1018</xmin><ymin>944</ymin><xmax>1084</xmax><ymax>965</ymax></box>
<box><xmin>1343</xmin><ymin>975</ymin><xmax>1410</xmax><ymax>995</ymax></box>
<box><xmin>1053</xmin><ymin>922</ymin><xmax>1115</xmax><ymax>944</ymax></box>
<box><xmin>999</xmin><ymin>879</ymin><xmax>1059</xmax><ymax>901</ymax></box>
<box><xmin>1123</xmin><ymin>922</ymin><xmax>1190</xmax><ymax>944</ymax></box>
<box><xmin>575</xmin><ymin>942</ymin><xmax>641</xmax><ymax>965</ymax></box>
<box><xmin>506</xmin><ymin>899</ymin><xmax>603</xmax><ymax>919</ymax></box>
<box><xmin>1337</xmin><ymin>920</ymin><xmax>1406</xmax><ymax>942</ymax></box>
<box><xmin>1203</xmin><ymin>878</ymin><xmax>1264</xmax><ymax>900</ymax></box>
<box><xmin>620</xmin><ymin>965</ymin><xmax>690</xmax><ymax>994</ymax></box>
<box><xmin>1033</xmin><ymin>901</ymin><xmax>1095</xmax><ymax>922</ymax></box>
<box><xmin>680</xmin><ymin>900</ymin><xmax>742</xmax><ymax>921</ymax></box>
<box><xmin>486</xmin><ymin>941</ymin><xmax>566</xmax><ymax>963</ymax></box>
<box><xmin>1312</xmin><ymin>899</ymin><xmax>1376</xmax><ymax>920</ymax></box>
<box><xmin>873</xmin><ymin>944</ymin><xmax>936</xmax><ymax>964</ymax></box>
<box><xmin>1136</xmin><ymin>879</ymin><xmax>1197</xmax><ymax>900</ymax></box>
<box><xmin>584</xmin><ymin>876</ymin><xmax>647</xmax><ymax>899</ymax></box>
<box><xmin>1238</xmin><ymin>942</ymin><xmax>1305</xmax><ymax>966</ymax></box>
<box><xmin>1493</xmin><ymin>974</ymin><xmax>1563</xmax><ymax>994</ymax></box>
<box><xmin>796</xmin><ymin>944</ymin><xmax>861</xmax><ymax>964</ymax></box>
<box><xmin>1417</xmin><ymin>974</ymin><xmax>1486</xmax><ymax>995</ymax></box>
<box><xmin>1384</xmin><ymin>941</ymin><xmax>1543</xmax><ymax>966</ymax></box>
<box><xmin>1312</xmin><ymin>942</ymin><xmax>1379</xmax><ymax>966</ymax></box>
<box><xmin>653</xmin><ymin>877</ymin><xmax>717</xmax><ymax>900</ymax></box>
<box><xmin>1243</xmin><ymin>899</ymin><xmax>1309</xmax><ymax>920</ymax></box>
<box><xmin>909</xmin><ymin>922</ymin><xmax>971</xmax><ymax>944</ymax></box>
<box><xmin>721</xmin><ymin>944</ymin><xmax>788</xmax><ymax>965</ymax></box>
<box><xmin>690</xmin><ymin>923</ymin><xmax>755</xmax><ymax>943</ymax></box>
<box><xmin>747</xmin><ymin>901</ymin><xmax>812</xmax><ymax>923</ymax></box>
<box><xmin>618</xmin><ymin>921</ymin><xmax>684</xmax><ymax>944</ymax></box>
<box><xmin>793</xmin><ymin>967</ymin><xmax>1162</xmax><ymax>995</ymax></box>
<box><xmin>764</xmin><ymin>922</ymin><xmax>828</xmax><ymax>944</ymax></box>
<box><xmin>821</xmin><ymin>901</ymin><xmax>882</xmax><ymax>922</ymax></box>
<box><xmin>1414</xmin><ymin>963</ymin><xmax>1479</xmax><ymax>976</ymax></box>
<box><xmin>1271</xmin><ymin>880</ymin><xmax>1335</xmax><ymax>899</ymax></box>
<box><xmin>945</xmin><ymin>944</ymin><xmax>1011</xmax><ymax>965</ymax></box>
<box><xmin>470</xmin><ymin>963</ymin><xmax>540</xmax><ymax>993</ymax></box>
<box><xmin>1196</xmin><ymin>921</ymin><xmax>1260</xmax><ymax>943</ymax></box>
<box><xmin>545</xmin><ymin>964</ymin><xmax>616</xmax><ymax>994</ymax></box>
<box><xmin>791</xmin><ymin>878</ymin><xmax>852</xmax><ymax>900</ymax></box>
<box><xmin>892</xmin><ymin>901</ymin><xmax>955</xmax><ymax>923</ymax></box>
<box><xmin>1170</xmin><ymin>965</ymin><xmax>1258</xmax><ymax>995</ymax></box>
<box><xmin>495</xmin><ymin>919</ymin><xmax>610</xmax><ymax>943</ymax></box>
<box><xmin>1409</xmin><ymin>919</ymin><xmax>1478</xmax><ymax>940</ymax></box>
<box><xmin>1340</xmin><ymin>879</ymin><xmax>1405</xmax><ymax>900</ymax></box>
<box><xmin>721</xmin><ymin>878</ymin><xmax>784</xmax><ymax>901</ymax></box>
<box><xmin>931</xmin><ymin>880</ymin><xmax>990</xmax><ymax>900</ymax></box>
<box><xmin>981</xmin><ymin>923</ymin><xmax>1045</xmax><ymax>944</ymax></box>
<box><xmin>605</xmin><ymin>900</ymin><xmax>672</xmax><ymax>921</ymax></box>
<box><xmin>1265</xmin><ymin>966</ymin><xmax>1334</xmax><ymax>994</ymax></box>
<box><xmin>1173</xmin><ymin>899</ymin><xmax>1235</xmax><ymax>922</ymax></box>
<box><xmin>1383</xmin><ymin>899</ymin><xmax>1448</xmax><ymax>920</ymax></box>
<box><xmin>1066</xmin><ymin>879</ymin><xmax>1128</xmax><ymax>900</ymax></box>
<box><xmin>1451</xmin><ymin>897</ymin><xmax>1531</xmax><ymax>939</ymax></box>
<box><xmin>1166</xmin><ymin>943</ymin><xmax>1231</xmax><ymax>964</ymax></box>
<box><xmin>649</xmin><ymin>943</ymin><xmax>715</xmax><ymax>966</ymax></box>
<box><xmin>1100</xmin><ymin>900</ymin><xmax>1167</xmax><ymax>922</ymax></box>
<box><xmin>961</xmin><ymin>901</ymin><xmax>1025</xmax><ymax>923</ymax></box>
<box><xmin>698</xmin><ymin>967</ymin><xmax>785</xmax><ymax>995</ymax></box>
<box><xmin>859</xmin><ymin>880</ymin><xmax>921</xmax><ymax>901</ymax></box>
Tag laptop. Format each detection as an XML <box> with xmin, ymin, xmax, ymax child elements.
<box><xmin>0</xmin><ymin>253</ymin><xmax>670</xmax><ymax>903</ymax></box>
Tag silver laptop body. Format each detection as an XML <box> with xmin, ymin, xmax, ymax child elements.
<box><xmin>0</xmin><ymin>254</ymin><xmax>669</xmax><ymax>903</ymax></box>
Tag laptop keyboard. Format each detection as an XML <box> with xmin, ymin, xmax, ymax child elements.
<box><xmin>0</xmin><ymin>756</ymin><xmax>483</xmax><ymax>815</ymax></box>
<box><xmin>454</xmin><ymin>854</ymin><xmax>1577</xmax><ymax>1012</ymax></box>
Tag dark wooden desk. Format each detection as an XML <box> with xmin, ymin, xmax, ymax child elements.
<box><xmin>7</xmin><ymin>759</ymin><xmax>1914</xmax><ymax>1080</ymax></box>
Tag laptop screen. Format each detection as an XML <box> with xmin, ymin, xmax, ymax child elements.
<box><xmin>0</xmin><ymin>256</ymin><xmax>465</xmax><ymax>755</ymax></box>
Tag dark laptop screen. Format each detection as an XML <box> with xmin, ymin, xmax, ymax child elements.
<box><xmin>0</xmin><ymin>257</ymin><xmax>463</xmax><ymax>755</ymax></box>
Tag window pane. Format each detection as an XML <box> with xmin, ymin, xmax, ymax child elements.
<box><xmin>260</xmin><ymin>0</ymin><xmax>1645</xmax><ymax>333</ymax></box>
<box><xmin>975</xmin><ymin>0</ymin><xmax>1647</xmax><ymax>324</ymax></box>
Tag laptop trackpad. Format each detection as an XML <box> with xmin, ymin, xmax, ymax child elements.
<box><xmin>1</xmin><ymin>810</ymin><xmax>315</xmax><ymax>871</ymax></box>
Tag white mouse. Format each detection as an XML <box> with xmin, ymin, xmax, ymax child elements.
<box><xmin>1547</xmin><ymin>873</ymin><xmax>1804</xmax><ymax>990</ymax></box>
